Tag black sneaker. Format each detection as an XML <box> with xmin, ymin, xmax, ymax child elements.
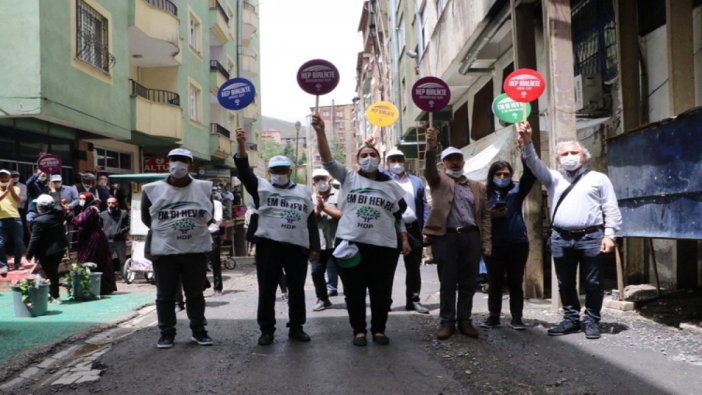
<box><xmin>191</xmin><ymin>332</ymin><xmax>213</xmax><ymax>346</ymax></box>
<box><xmin>547</xmin><ymin>320</ymin><xmax>580</xmax><ymax>336</ymax></box>
<box><xmin>480</xmin><ymin>316</ymin><xmax>501</xmax><ymax>328</ymax></box>
<box><xmin>582</xmin><ymin>321</ymin><xmax>601</xmax><ymax>339</ymax></box>
<box><xmin>313</xmin><ymin>299</ymin><xmax>332</xmax><ymax>311</ymax></box>
<box><xmin>258</xmin><ymin>332</ymin><xmax>274</xmax><ymax>346</ymax></box>
<box><xmin>157</xmin><ymin>334</ymin><xmax>175</xmax><ymax>349</ymax></box>
<box><xmin>288</xmin><ymin>327</ymin><xmax>311</xmax><ymax>342</ymax></box>
<box><xmin>328</xmin><ymin>290</ymin><xmax>338</xmax><ymax>297</ymax></box>
<box><xmin>509</xmin><ymin>318</ymin><xmax>526</xmax><ymax>331</ymax></box>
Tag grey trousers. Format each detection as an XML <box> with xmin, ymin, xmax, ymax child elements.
<box><xmin>433</xmin><ymin>230</ymin><xmax>482</xmax><ymax>326</ymax></box>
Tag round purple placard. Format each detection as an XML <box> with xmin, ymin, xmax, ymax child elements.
<box><xmin>37</xmin><ymin>153</ymin><xmax>62</xmax><ymax>174</ymax></box>
<box><xmin>411</xmin><ymin>76</ymin><xmax>451</xmax><ymax>112</ymax></box>
<box><xmin>297</xmin><ymin>59</ymin><xmax>340</xmax><ymax>95</ymax></box>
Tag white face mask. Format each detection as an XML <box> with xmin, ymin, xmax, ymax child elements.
<box><xmin>79</xmin><ymin>200</ymin><xmax>85</xmax><ymax>207</ymax></box>
<box><xmin>560</xmin><ymin>154</ymin><xmax>582</xmax><ymax>172</ymax></box>
<box><xmin>315</xmin><ymin>180</ymin><xmax>330</xmax><ymax>193</ymax></box>
<box><xmin>38</xmin><ymin>175</ymin><xmax>47</xmax><ymax>182</ymax></box>
<box><xmin>358</xmin><ymin>156</ymin><xmax>380</xmax><ymax>172</ymax></box>
<box><xmin>445</xmin><ymin>168</ymin><xmax>464</xmax><ymax>178</ymax></box>
<box><xmin>169</xmin><ymin>161</ymin><xmax>189</xmax><ymax>179</ymax></box>
<box><xmin>389</xmin><ymin>163</ymin><xmax>405</xmax><ymax>175</ymax></box>
<box><xmin>270</xmin><ymin>174</ymin><xmax>289</xmax><ymax>186</ymax></box>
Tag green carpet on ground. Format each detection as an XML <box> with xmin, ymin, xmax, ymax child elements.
<box><xmin>0</xmin><ymin>291</ymin><xmax>154</xmax><ymax>366</ymax></box>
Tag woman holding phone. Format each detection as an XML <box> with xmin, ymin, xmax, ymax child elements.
<box><xmin>480</xmin><ymin>159</ymin><xmax>535</xmax><ymax>330</ymax></box>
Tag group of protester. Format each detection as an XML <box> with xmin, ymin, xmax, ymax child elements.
<box><xmin>0</xmin><ymin>169</ymin><xmax>130</xmax><ymax>303</ymax></box>
<box><xmin>141</xmin><ymin>116</ymin><xmax>621</xmax><ymax>349</ymax></box>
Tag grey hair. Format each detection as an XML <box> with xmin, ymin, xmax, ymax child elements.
<box><xmin>555</xmin><ymin>139</ymin><xmax>591</xmax><ymax>162</ymax></box>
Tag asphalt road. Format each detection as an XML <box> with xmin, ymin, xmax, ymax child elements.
<box><xmin>10</xmin><ymin>259</ymin><xmax>702</xmax><ymax>395</ymax></box>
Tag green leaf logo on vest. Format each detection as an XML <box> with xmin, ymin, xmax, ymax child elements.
<box><xmin>172</xmin><ymin>218</ymin><xmax>196</xmax><ymax>239</ymax></box>
<box><xmin>356</xmin><ymin>206</ymin><xmax>381</xmax><ymax>228</ymax></box>
<box><xmin>281</xmin><ymin>209</ymin><xmax>302</xmax><ymax>226</ymax></box>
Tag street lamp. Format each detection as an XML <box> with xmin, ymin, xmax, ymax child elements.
<box><xmin>294</xmin><ymin>121</ymin><xmax>301</xmax><ymax>182</ymax></box>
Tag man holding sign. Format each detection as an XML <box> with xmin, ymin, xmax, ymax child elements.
<box><xmin>423</xmin><ymin>130</ymin><xmax>492</xmax><ymax>340</ymax></box>
<box><xmin>516</xmin><ymin>121</ymin><xmax>621</xmax><ymax>340</ymax></box>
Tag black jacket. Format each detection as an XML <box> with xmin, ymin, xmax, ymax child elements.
<box><xmin>26</xmin><ymin>208</ymin><xmax>68</xmax><ymax>260</ymax></box>
<box><xmin>99</xmin><ymin>208</ymin><xmax>130</xmax><ymax>242</ymax></box>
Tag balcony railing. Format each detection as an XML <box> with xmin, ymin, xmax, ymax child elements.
<box><xmin>209</xmin><ymin>0</ymin><xmax>230</xmax><ymax>23</ymax></box>
<box><xmin>145</xmin><ymin>0</ymin><xmax>177</xmax><ymax>16</ymax></box>
<box><xmin>209</xmin><ymin>60</ymin><xmax>230</xmax><ymax>80</ymax></box>
<box><xmin>129</xmin><ymin>79</ymin><xmax>179</xmax><ymax>105</ymax></box>
<box><xmin>210</xmin><ymin>123</ymin><xmax>231</xmax><ymax>138</ymax></box>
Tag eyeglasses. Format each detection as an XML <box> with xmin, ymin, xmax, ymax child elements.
<box><xmin>494</xmin><ymin>172</ymin><xmax>511</xmax><ymax>178</ymax></box>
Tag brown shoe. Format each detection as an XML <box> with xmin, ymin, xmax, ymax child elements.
<box><xmin>436</xmin><ymin>324</ymin><xmax>455</xmax><ymax>340</ymax></box>
<box><xmin>459</xmin><ymin>322</ymin><xmax>479</xmax><ymax>338</ymax></box>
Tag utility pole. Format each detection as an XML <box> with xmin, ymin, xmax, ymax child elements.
<box><xmin>294</xmin><ymin>120</ymin><xmax>301</xmax><ymax>183</ymax></box>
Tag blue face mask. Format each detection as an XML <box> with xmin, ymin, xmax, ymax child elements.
<box><xmin>493</xmin><ymin>178</ymin><xmax>511</xmax><ymax>188</ymax></box>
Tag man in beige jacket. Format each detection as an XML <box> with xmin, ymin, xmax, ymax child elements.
<box><xmin>423</xmin><ymin>128</ymin><xmax>491</xmax><ymax>340</ymax></box>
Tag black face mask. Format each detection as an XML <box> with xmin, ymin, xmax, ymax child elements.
<box><xmin>108</xmin><ymin>207</ymin><xmax>119</xmax><ymax>213</ymax></box>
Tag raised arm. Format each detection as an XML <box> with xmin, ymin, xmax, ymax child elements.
<box><xmin>233</xmin><ymin>128</ymin><xmax>260</xmax><ymax>208</ymax></box>
<box><xmin>517</xmin><ymin>121</ymin><xmax>556</xmax><ymax>188</ymax></box>
<box><xmin>312</xmin><ymin>115</ymin><xmax>332</xmax><ymax>163</ymax></box>
<box><xmin>423</xmin><ymin>127</ymin><xmax>440</xmax><ymax>188</ymax></box>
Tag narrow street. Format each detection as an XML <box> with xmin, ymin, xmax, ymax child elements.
<box><xmin>4</xmin><ymin>260</ymin><xmax>701</xmax><ymax>395</ymax></box>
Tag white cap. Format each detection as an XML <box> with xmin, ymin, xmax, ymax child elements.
<box><xmin>311</xmin><ymin>168</ymin><xmax>330</xmax><ymax>178</ymax></box>
<box><xmin>168</xmin><ymin>148</ymin><xmax>194</xmax><ymax>160</ymax></box>
<box><xmin>50</xmin><ymin>174</ymin><xmax>62</xmax><ymax>182</ymax></box>
<box><xmin>33</xmin><ymin>194</ymin><xmax>55</xmax><ymax>207</ymax></box>
<box><xmin>0</xmin><ymin>169</ymin><xmax>10</xmax><ymax>176</ymax></box>
<box><xmin>385</xmin><ymin>149</ymin><xmax>405</xmax><ymax>159</ymax></box>
<box><xmin>440</xmin><ymin>147</ymin><xmax>464</xmax><ymax>161</ymax></box>
<box><xmin>268</xmin><ymin>155</ymin><xmax>291</xmax><ymax>168</ymax></box>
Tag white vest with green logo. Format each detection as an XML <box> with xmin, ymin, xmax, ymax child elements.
<box><xmin>143</xmin><ymin>179</ymin><xmax>213</xmax><ymax>256</ymax></box>
<box><xmin>255</xmin><ymin>178</ymin><xmax>313</xmax><ymax>248</ymax></box>
<box><xmin>336</xmin><ymin>170</ymin><xmax>404</xmax><ymax>248</ymax></box>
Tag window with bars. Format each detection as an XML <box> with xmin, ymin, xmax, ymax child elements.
<box><xmin>76</xmin><ymin>0</ymin><xmax>111</xmax><ymax>72</ymax></box>
<box><xmin>571</xmin><ymin>0</ymin><xmax>617</xmax><ymax>82</ymax></box>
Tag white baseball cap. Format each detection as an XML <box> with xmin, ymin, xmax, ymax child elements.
<box><xmin>385</xmin><ymin>149</ymin><xmax>405</xmax><ymax>159</ymax></box>
<box><xmin>33</xmin><ymin>194</ymin><xmax>55</xmax><ymax>207</ymax></box>
<box><xmin>440</xmin><ymin>147</ymin><xmax>464</xmax><ymax>161</ymax></box>
<box><xmin>168</xmin><ymin>148</ymin><xmax>194</xmax><ymax>160</ymax></box>
<box><xmin>312</xmin><ymin>168</ymin><xmax>330</xmax><ymax>178</ymax></box>
<box><xmin>50</xmin><ymin>174</ymin><xmax>63</xmax><ymax>182</ymax></box>
<box><xmin>0</xmin><ymin>169</ymin><xmax>10</xmax><ymax>176</ymax></box>
<box><xmin>268</xmin><ymin>155</ymin><xmax>291</xmax><ymax>168</ymax></box>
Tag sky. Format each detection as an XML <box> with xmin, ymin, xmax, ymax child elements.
<box><xmin>258</xmin><ymin>0</ymin><xmax>366</xmax><ymax>124</ymax></box>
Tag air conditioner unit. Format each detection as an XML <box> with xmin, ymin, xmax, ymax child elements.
<box><xmin>574</xmin><ymin>74</ymin><xmax>604</xmax><ymax>113</ymax></box>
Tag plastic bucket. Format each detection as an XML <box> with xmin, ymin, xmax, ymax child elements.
<box><xmin>10</xmin><ymin>284</ymin><xmax>50</xmax><ymax>317</ymax></box>
<box><xmin>71</xmin><ymin>272</ymin><xmax>102</xmax><ymax>301</ymax></box>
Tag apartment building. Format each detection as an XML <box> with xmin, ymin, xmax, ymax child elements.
<box><xmin>370</xmin><ymin>0</ymin><xmax>702</xmax><ymax>296</ymax></box>
<box><xmin>307</xmin><ymin>102</ymin><xmax>356</xmax><ymax>174</ymax></box>
<box><xmin>0</xmin><ymin>0</ymin><xmax>261</xmax><ymax>182</ymax></box>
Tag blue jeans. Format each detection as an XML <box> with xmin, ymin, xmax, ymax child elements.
<box><xmin>550</xmin><ymin>229</ymin><xmax>605</xmax><ymax>324</ymax></box>
<box><xmin>326</xmin><ymin>257</ymin><xmax>339</xmax><ymax>293</ymax></box>
<box><xmin>0</xmin><ymin>218</ymin><xmax>24</xmax><ymax>269</ymax></box>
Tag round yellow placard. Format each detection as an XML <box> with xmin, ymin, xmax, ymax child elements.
<box><xmin>366</xmin><ymin>101</ymin><xmax>399</xmax><ymax>127</ymax></box>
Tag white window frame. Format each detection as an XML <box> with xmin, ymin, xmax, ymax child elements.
<box><xmin>189</xmin><ymin>84</ymin><xmax>201</xmax><ymax>122</ymax></box>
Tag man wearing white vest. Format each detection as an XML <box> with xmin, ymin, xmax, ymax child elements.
<box><xmin>234</xmin><ymin>128</ymin><xmax>320</xmax><ymax>346</ymax></box>
<box><xmin>141</xmin><ymin>148</ymin><xmax>214</xmax><ymax>349</ymax></box>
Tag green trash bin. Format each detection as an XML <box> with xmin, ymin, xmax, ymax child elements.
<box><xmin>10</xmin><ymin>283</ymin><xmax>50</xmax><ymax>318</ymax></box>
